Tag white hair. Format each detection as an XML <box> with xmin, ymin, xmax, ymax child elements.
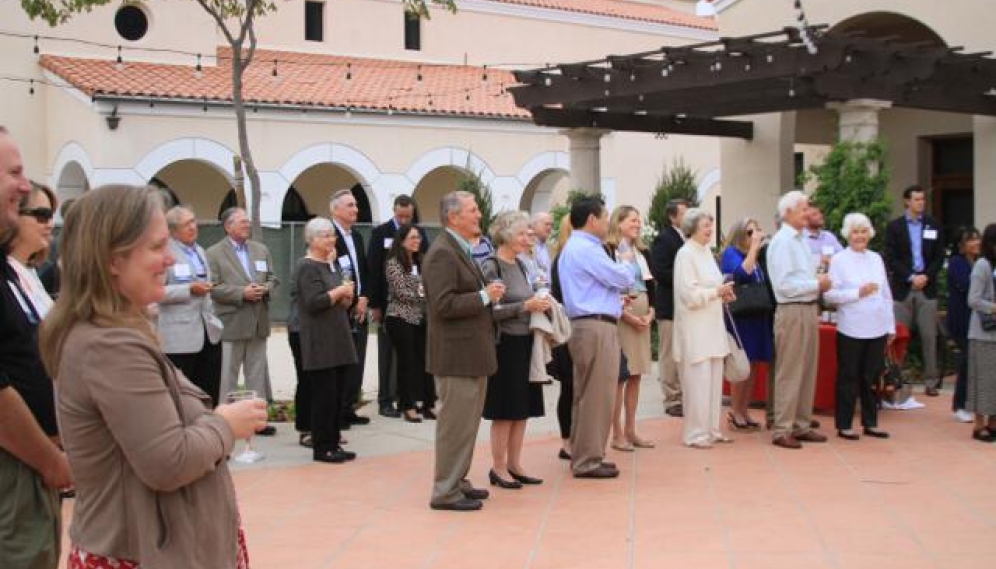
<box><xmin>530</xmin><ymin>211</ymin><xmax>551</xmax><ymax>227</ymax></box>
<box><xmin>304</xmin><ymin>216</ymin><xmax>335</xmax><ymax>244</ymax></box>
<box><xmin>490</xmin><ymin>210</ymin><xmax>530</xmax><ymax>246</ymax></box>
<box><xmin>680</xmin><ymin>207</ymin><xmax>713</xmax><ymax>238</ymax></box>
<box><xmin>840</xmin><ymin>212</ymin><xmax>875</xmax><ymax>242</ymax></box>
<box><xmin>777</xmin><ymin>190</ymin><xmax>809</xmax><ymax>220</ymax></box>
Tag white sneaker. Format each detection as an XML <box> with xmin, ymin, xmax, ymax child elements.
<box><xmin>953</xmin><ymin>409</ymin><xmax>974</xmax><ymax>423</ymax></box>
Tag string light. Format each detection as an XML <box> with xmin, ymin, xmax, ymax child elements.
<box><xmin>115</xmin><ymin>46</ymin><xmax>123</xmax><ymax>71</ymax></box>
<box><xmin>345</xmin><ymin>62</ymin><xmax>352</xmax><ymax>81</ymax></box>
<box><xmin>481</xmin><ymin>65</ymin><xmax>488</xmax><ymax>83</ymax></box>
<box><xmin>344</xmin><ymin>105</ymin><xmax>352</xmax><ymax>119</ymax></box>
<box><xmin>32</xmin><ymin>35</ymin><xmax>39</xmax><ymax>55</ymax></box>
<box><xmin>417</xmin><ymin>64</ymin><xmax>423</xmax><ymax>83</ymax></box>
<box><xmin>271</xmin><ymin>58</ymin><xmax>278</xmax><ymax>82</ymax></box>
<box><xmin>195</xmin><ymin>53</ymin><xmax>202</xmax><ymax>79</ymax></box>
<box><xmin>29</xmin><ymin>79</ymin><xmax>34</xmax><ymax>95</ymax></box>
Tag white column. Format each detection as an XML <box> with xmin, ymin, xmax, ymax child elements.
<box><xmin>974</xmin><ymin>116</ymin><xmax>996</xmax><ymax>229</ymax></box>
<box><xmin>827</xmin><ymin>99</ymin><xmax>892</xmax><ymax>143</ymax></box>
<box><xmin>563</xmin><ymin>128</ymin><xmax>608</xmax><ymax>195</ymax></box>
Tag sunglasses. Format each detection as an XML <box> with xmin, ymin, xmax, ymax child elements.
<box><xmin>19</xmin><ymin>207</ymin><xmax>54</xmax><ymax>223</ymax></box>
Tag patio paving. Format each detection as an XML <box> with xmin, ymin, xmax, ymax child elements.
<box><xmin>61</xmin><ymin>383</ymin><xmax>996</xmax><ymax>569</ymax></box>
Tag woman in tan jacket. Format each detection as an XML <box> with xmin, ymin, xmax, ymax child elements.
<box><xmin>39</xmin><ymin>185</ymin><xmax>267</xmax><ymax>569</ymax></box>
<box><xmin>673</xmin><ymin>208</ymin><xmax>736</xmax><ymax>449</ymax></box>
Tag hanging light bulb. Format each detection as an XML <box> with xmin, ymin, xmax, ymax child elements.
<box><xmin>481</xmin><ymin>65</ymin><xmax>488</xmax><ymax>83</ymax></box>
<box><xmin>544</xmin><ymin>76</ymin><xmax>552</xmax><ymax>86</ymax></box>
<box><xmin>29</xmin><ymin>79</ymin><xmax>35</xmax><ymax>95</ymax></box>
<box><xmin>33</xmin><ymin>35</ymin><xmax>39</xmax><ymax>55</ymax></box>
<box><xmin>417</xmin><ymin>64</ymin><xmax>423</xmax><ymax>83</ymax></box>
<box><xmin>271</xmin><ymin>59</ymin><xmax>279</xmax><ymax>82</ymax></box>
<box><xmin>387</xmin><ymin>105</ymin><xmax>395</xmax><ymax>116</ymax></box>
<box><xmin>344</xmin><ymin>106</ymin><xmax>352</xmax><ymax>119</ymax></box>
<box><xmin>115</xmin><ymin>46</ymin><xmax>124</xmax><ymax>71</ymax></box>
<box><xmin>345</xmin><ymin>62</ymin><xmax>352</xmax><ymax>81</ymax></box>
<box><xmin>603</xmin><ymin>72</ymin><xmax>611</xmax><ymax>83</ymax></box>
<box><xmin>195</xmin><ymin>53</ymin><xmax>202</xmax><ymax>79</ymax></box>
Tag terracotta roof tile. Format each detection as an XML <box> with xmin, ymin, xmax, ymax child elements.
<box><xmin>486</xmin><ymin>0</ymin><xmax>716</xmax><ymax>29</ymax></box>
<box><xmin>40</xmin><ymin>48</ymin><xmax>529</xmax><ymax>120</ymax></box>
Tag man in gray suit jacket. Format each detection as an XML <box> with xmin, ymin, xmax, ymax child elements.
<box><xmin>158</xmin><ymin>206</ymin><xmax>224</xmax><ymax>406</ymax></box>
<box><xmin>207</xmin><ymin>207</ymin><xmax>279</xmax><ymax>435</ymax></box>
<box><xmin>423</xmin><ymin>191</ymin><xmax>503</xmax><ymax>512</ymax></box>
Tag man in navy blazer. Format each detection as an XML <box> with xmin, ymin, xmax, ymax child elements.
<box><xmin>649</xmin><ymin>199</ymin><xmax>688</xmax><ymax>417</ymax></box>
<box><xmin>884</xmin><ymin>185</ymin><xmax>946</xmax><ymax>396</ymax></box>
<box><xmin>366</xmin><ymin>194</ymin><xmax>429</xmax><ymax>418</ymax></box>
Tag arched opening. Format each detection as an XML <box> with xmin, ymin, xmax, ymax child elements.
<box><xmin>520</xmin><ymin>169</ymin><xmax>570</xmax><ymax>214</ymax></box>
<box><xmin>151</xmin><ymin>159</ymin><xmax>234</xmax><ymax>222</ymax></box>
<box><xmin>286</xmin><ymin>163</ymin><xmax>371</xmax><ymax>223</ymax></box>
<box><xmin>412</xmin><ymin>166</ymin><xmax>468</xmax><ymax>224</ymax></box>
<box><xmin>829</xmin><ymin>12</ymin><xmax>946</xmax><ymax>47</ymax></box>
<box><xmin>54</xmin><ymin>161</ymin><xmax>89</xmax><ymax>216</ymax></box>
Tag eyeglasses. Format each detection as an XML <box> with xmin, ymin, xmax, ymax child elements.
<box><xmin>19</xmin><ymin>207</ymin><xmax>54</xmax><ymax>223</ymax></box>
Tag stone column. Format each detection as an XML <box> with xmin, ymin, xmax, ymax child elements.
<box><xmin>720</xmin><ymin>112</ymin><xmax>797</xmax><ymax>230</ymax></box>
<box><xmin>827</xmin><ymin>99</ymin><xmax>892</xmax><ymax>143</ymax></box>
<box><xmin>974</xmin><ymin>116</ymin><xmax>996</xmax><ymax>229</ymax></box>
<box><xmin>563</xmin><ymin>128</ymin><xmax>608</xmax><ymax>195</ymax></box>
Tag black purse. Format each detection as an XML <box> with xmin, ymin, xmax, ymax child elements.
<box><xmin>728</xmin><ymin>270</ymin><xmax>774</xmax><ymax>317</ymax></box>
<box><xmin>980</xmin><ymin>276</ymin><xmax>996</xmax><ymax>331</ymax></box>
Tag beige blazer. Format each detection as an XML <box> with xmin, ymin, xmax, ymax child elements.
<box><xmin>422</xmin><ymin>231</ymin><xmax>497</xmax><ymax>378</ymax></box>
<box><xmin>673</xmin><ymin>239</ymin><xmax>730</xmax><ymax>365</ymax></box>
<box><xmin>158</xmin><ymin>239</ymin><xmax>224</xmax><ymax>353</ymax></box>
<box><xmin>206</xmin><ymin>238</ymin><xmax>279</xmax><ymax>341</ymax></box>
<box><xmin>528</xmin><ymin>299</ymin><xmax>571</xmax><ymax>382</ymax></box>
<box><xmin>55</xmin><ymin>322</ymin><xmax>238</xmax><ymax>568</ymax></box>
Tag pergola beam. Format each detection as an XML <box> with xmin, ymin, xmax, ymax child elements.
<box><xmin>531</xmin><ymin>108</ymin><xmax>754</xmax><ymax>139</ymax></box>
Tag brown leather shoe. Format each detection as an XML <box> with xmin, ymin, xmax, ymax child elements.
<box><xmin>794</xmin><ymin>431</ymin><xmax>828</xmax><ymax>443</ymax></box>
<box><xmin>925</xmin><ymin>386</ymin><xmax>940</xmax><ymax>397</ymax></box>
<box><xmin>772</xmin><ymin>435</ymin><xmax>802</xmax><ymax>449</ymax></box>
<box><xmin>574</xmin><ymin>465</ymin><xmax>620</xmax><ymax>479</ymax></box>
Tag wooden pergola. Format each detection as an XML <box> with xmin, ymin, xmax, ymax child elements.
<box><xmin>509</xmin><ymin>26</ymin><xmax>996</xmax><ymax>139</ymax></box>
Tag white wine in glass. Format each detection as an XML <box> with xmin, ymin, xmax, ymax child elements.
<box><xmin>226</xmin><ymin>390</ymin><xmax>265</xmax><ymax>464</ymax></box>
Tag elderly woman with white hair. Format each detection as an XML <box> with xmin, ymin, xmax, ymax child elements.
<box><xmin>294</xmin><ymin>216</ymin><xmax>359</xmax><ymax>463</ymax></box>
<box><xmin>823</xmin><ymin>213</ymin><xmax>894</xmax><ymax>441</ymax></box>
<box><xmin>480</xmin><ymin>210</ymin><xmax>551</xmax><ymax>487</ymax></box>
<box><xmin>673</xmin><ymin>208</ymin><xmax>737</xmax><ymax>448</ymax></box>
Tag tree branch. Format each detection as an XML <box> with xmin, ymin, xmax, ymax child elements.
<box><xmin>195</xmin><ymin>0</ymin><xmax>237</xmax><ymax>46</ymax></box>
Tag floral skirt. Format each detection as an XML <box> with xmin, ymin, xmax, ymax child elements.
<box><xmin>68</xmin><ymin>524</ymin><xmax>249</xmax><ymax>569</ymax></box>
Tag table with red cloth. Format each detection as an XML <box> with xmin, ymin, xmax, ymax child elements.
<box><xmin>724</xmin><ymin>322</ymin><xmax>910</xmax><ymax>411</ymax></box>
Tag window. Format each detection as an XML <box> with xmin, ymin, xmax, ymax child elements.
<box><xmin>404</xmin><ymin>12</ymin><xmax>421</xmax><ymax>51</ymax></box>
<box><xmin>114</xmin><ymin>4</ymin><xmax>149</xmax><ymax>42</ymax></box>
<box><xmin>305</xmin><ymin>1</ymin><xmax>324</xmax><ymax>42</ymax></box>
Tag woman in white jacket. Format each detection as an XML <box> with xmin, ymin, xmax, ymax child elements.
<box><xmin>673</xmin><ymin>208</ymin><xmax>736</xmax><ymax>448</ymax></box>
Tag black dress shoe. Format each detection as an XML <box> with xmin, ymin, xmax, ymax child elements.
<box><xmin>489</xmin><ymin>469</ymin><xmax>523</xmax><ymax>489</ymax></box>
<box><xmin>314</xmin><ymin>449</ymin><xmax>350</xmax><ymax>463</ymax></box>
<box><xmin>430</xmin><ymin>498</ymin><xmax>482</xmax><ymax>512</ymax></box>
<box><xmin>345</xmin><ymin>414</ymin><xmax>371</xmax><ymax>425</ymax></box>
<box><xmin>837</xmin><ymin>430</ymin><xmax>860</xmax><ymax>441</ymax></box>
<box><xmin>863</xmin><ymin>428</ymin><xmax>890</xmax><ymax>439</ymax></box>
<box><xmin>558</xmin><ymin>449</ymin><xmax>571</xmax><ymax>461</ymax></box>
<box><xmin>299</xmin><ymin>433</ymin><xmax>313</xmax><ymax>448</ymax></box>
<box><xmin>257</xmin><ymin>425</ymin><xmax>277</xmax><ymax>436</ymax></box>
<box><xmin>379</xmin><ymin>405</ymin><xmax>401</xmax><ymax>418</ymax></box>
<box><xmin>809</xmin><ymin>419</ymin><xmax>821</xmax><ymax>429</ymax></box>
<box><xmin>508</xmin><ymin>470</ymin><xmax>543</xmax><ymax>485</ymax></box>
<box><xmin>665</xmin><ymin>405</ymin><xmax>684</xmax><ymax>418</ymax></box>
<box><xmin>574</xmin><ymin>465</ymin><xmax>619</xmax><ymax>479</ymax></box>
<box><xmin>601</xmin><ymin>461</ymin><xmax>616</xmax><ymax>469</ymax></box>
<box><xmin>420</xmin><ymin>407</ymin><xmax>437</xmax><ymax>420</ymax></box>
<box><xmin>462</xmin><ymin>487</ymin><xmax>489</xmax><ymax>500</ymax></box>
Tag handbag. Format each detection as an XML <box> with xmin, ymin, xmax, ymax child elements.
<box><xmin>980</xmin><ymin>276</ymin><xmax>996</xmax><ymax>331</ymax></box>
<box><xmin>727</xmin><ymin>270</ymin><xmax>774</xmax><ymax>317</ymax></box>
<box><xmin>723</xmin><ymin>305</ymin><xmax>751</xmax><ymax>382</ymax></box>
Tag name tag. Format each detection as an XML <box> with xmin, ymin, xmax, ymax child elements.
<box><xmin>411</xmin><ymin>265</ymin><xmax>419</xmax><ymax>276</ymax></box>
<box><xmin>383</xmin><ymin>238</ymin><xmax>393</xmax><ymax>249</ymax></box>
<box><xmin>254</xmin><ymin>260</ymin><xmax>268</xmax><ymax>272</ymax></box>
<box><xmin>821</xmin><ymin>245</ymin><xmax>835</xmax><ymax>257</ymax></box>
<box><xmin>339</xmin><ymin>256</ymin><xmax>353</xmax><ymax>270</ymax></box>
<box><xmin>923</xmin><ymin>229</ymin><xmax>938</xmax><ymax>240</ymax></box>
<box><xmin>174</xmin><ymin>264</ymin><xmax>193</xmax><ymax>279</ymax></box>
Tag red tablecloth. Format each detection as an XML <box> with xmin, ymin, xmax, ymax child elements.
<box><xmin>724</xmin><ymin>322</ymin><xmax>910</xmax><ymax>411</ymax></box>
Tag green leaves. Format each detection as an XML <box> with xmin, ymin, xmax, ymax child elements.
<box><xmin>648</xmin><ymin>158</ymin><xmax>698</xmax><ymax>232</ymax></box>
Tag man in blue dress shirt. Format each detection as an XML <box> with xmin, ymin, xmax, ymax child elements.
<box><xmin>557</xmin><ymin>197</ymin><xmax>634</xmax><ymax>478</ymax></box>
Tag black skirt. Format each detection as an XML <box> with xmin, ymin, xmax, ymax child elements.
<box><xmin>483</xmin><ymin>333</ymin><xmax>545</xmax><ymax>420</ymax></box>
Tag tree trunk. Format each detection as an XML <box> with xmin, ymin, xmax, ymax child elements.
<box><xmin>230</xmin><ymin>50</ymin><xmax>263</xmax><ymax>238</ymax></box>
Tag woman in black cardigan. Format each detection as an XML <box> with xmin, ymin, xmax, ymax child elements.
<box><xmin>295</xmin><ymin>217</ymin><xmax>359</xmax><ymax>463</ymax></box>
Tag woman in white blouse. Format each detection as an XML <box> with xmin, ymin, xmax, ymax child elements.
<box><xmin>824</xmin><ymin>213</ymin><xmax>894</xmax><ymax>441</ymax></box>
<box><xmin>1</xmin><ymin>182</ymin><xmax>57</xmax><ymax>319</ymax></box>
<box><xmin>673</xmin><ymin>208</ymin><xmax>736</xmax><ymax>448</ymax></box>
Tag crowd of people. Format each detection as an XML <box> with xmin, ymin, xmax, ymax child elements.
<box><xmin>2</xmin><ymin>121</ymin><xmax>995</xmax><ymax>565</ymax></box>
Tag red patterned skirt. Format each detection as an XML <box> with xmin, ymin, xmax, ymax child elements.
<box><xmin>68</xmin><ymin>525</ymin><xmax>249</xmax><ymax>569</ymax></box>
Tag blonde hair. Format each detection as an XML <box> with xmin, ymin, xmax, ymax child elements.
<box><xmin>40</xmin><ymin>185</ymin><xmax>165</xmax><ymax>377</ymax></box>
<box><xmin>725</xmin><ymin>217</ymin><xmax>758</xmax><ymax>253</ymax></box>
<box><xmin>605</xmin><ymin>205</ymin><xmax>647</xmax><ymax>252</ymax></box>
<box><xmin>550</xmin><ymin>213</ymin><xmax>573</xmax><ymax>257</ymax></box>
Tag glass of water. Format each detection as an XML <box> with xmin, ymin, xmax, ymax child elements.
<box><xmin>226</xmin><ymin>390</ymin><xmax>265</xmax><ymax>464</ymax></box>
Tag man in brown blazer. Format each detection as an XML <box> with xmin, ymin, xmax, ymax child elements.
<box><xmin>423</xmin><ymin>191</ymin><xmax>503</xmax><ymax>512</ymax></box>
<box><xmin>207</xmin><ymin>207</ymin><xmax>279</xmax><ymax>434</ymax></box>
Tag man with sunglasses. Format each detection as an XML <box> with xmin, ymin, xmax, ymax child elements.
<box><xmin>0</xmin><ymin>126</ymin><xmax>72</xmax><ymax>568</ymax></box>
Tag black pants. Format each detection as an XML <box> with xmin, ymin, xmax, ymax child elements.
<box><xmin>341</xmin><ymin>325</ymin><xmax>368</xmax><ymax>418</ymax></box>
<box><xmin>376</xmin><ymin>325</ymin><xmax>397</xmax><ymax>408</ymax></box>
<box><xmin>167</xmin><ymin>330</ymin><xmax>222</xmax><ymax>407</ymax></box>
<box><xmin>385</xmin><ymin>317</ymin><xmax>435</xmax><ymax>411</ymax></box>
<box><xmin>309</xmin><ymin>366</ymin><xmax>346</xmax><ymax>455</ymax></box>
<box><xmin>952</xmin><ymin>336</ymin><xmax>969</xmax><ymax>411</ymax></box>
<box><xmin>835</xmin><ymin>332</ymin><xmax>887</xmax><ymax>431</ymax></box>
<box><xmin>548</xmin><ymin>344</ymin><xmax>574</xmax><ymax>440</ymax></box>
<box><xmin>288</xmin><ymin>331</ymin><xmax>311</xmax><ymax>433</ymax></box>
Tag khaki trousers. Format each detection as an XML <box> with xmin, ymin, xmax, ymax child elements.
<box><xmin>657</xmin><ymin>319</ymin><xmax>683</xmax><ymax>410</ymax></box>
<box><xmin>772</xmin><ymin>304</ymin><xmax>819</xmax><ymax>439</ymax></box>
<box><xmin>569</xmin><ymin>319</ymin><xmax>620</xmax><ymax>475</ymax></box>
<box><xmin>220</xmin><ymin>338</ymin><xmax>272</xmax><ymax>401</ymax></box>
<box><xmin>431</xmin><ymin>375</ymin><xmax>487</xmax><ymax>505</ymax></box>
<box><xmin>0</xmin><ymin>449</ymin><xmax>60</xmax><ymax>569</ymax></box>
<box><xmin>894</xmin><ymin>291</ymin><xmax>939</xmax><ymax>386</ymax></box>
<box><xmin>680</xmin><ymin>357</ymin><xmax>724</xmax><ymax>445</ymax></box>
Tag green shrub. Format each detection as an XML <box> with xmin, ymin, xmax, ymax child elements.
<box><xmin>648</xmin><ymin>159</ymin><xmax>699</xmax><ymax>233</ymax></box>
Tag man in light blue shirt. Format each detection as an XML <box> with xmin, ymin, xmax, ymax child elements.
<box><xmin>557</xmin><ymin>197</ymin><xmax>633</xmax><ymax>478</ymax></box>
<box><xmin>767</xmin><ymin>191</ymin><xmax>831</xmax><ymax>450</ymax></box>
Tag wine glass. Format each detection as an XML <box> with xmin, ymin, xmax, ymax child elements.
<box><xmin>490</xmin><ymin>278</ymin><xmax>505</xmax><ymax>309</ymax></box>
<box><xmin>226</xmin><ymin>390</ymin><xmax>265</xmax><ymax>464</ymax></box>
<box><xmin>532</xmin><ymin>274</ymin><xmax>550</xmax><ymax>299</ymax></box>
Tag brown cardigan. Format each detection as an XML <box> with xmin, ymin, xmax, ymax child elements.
<box><xmin>56</xmin><ymin>323</ymin><xmax>239</xmax><ymax>568</ymax></box>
